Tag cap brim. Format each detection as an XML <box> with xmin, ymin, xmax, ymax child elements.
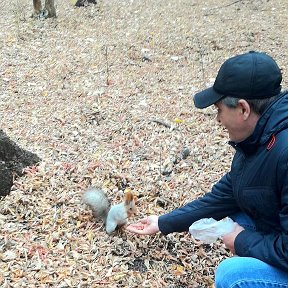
<box><xmin>193</xmin><ymin>87</ymin><xmax>224</xmax><ymax>109</ymax></box>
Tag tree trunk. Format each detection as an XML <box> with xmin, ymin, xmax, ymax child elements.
<box><xmin>0</xmin><ymin>130</ymin><xmax>41</xmax><ymax>196</ymax></box>
<box><xmin>32</xmin><ymin>0</ymin><xmax>56</xmax><ymax>18</ymax></box>
<box><xmin>44</xmin><ymin>0</ymin><xmax>56</xmax><ymax>18</ymax></box>
<box><xmin>33</xmin><ymin>0</ymin><xmax>42</xmax><ymax>15</ymax></box>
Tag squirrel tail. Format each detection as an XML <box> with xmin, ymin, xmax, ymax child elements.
<box><xmin>82</xmin><ymin>188</ymin><xmax>110</xmax><ymax>220</ymax></box>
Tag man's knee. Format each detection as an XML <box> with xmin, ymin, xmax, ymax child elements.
<box><xmin>215</xmin><ymin>257</ymin><xmax>243</xmax><ymax>288</ymax></box>
<box><xmin>215</xmin><ymin>256</ymin><xmax>288</xmax><ymax>288</ymax></box>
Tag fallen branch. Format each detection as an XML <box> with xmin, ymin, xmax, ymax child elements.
<box><xmin>149</xmin><ymin>119</ymin><xmax>171</xmax><ymax>129</ymax></box>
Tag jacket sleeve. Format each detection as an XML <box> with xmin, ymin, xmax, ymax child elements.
<box><xmin>235</xmin><ymin>149</ymin><xmax>288</xmax><ymax>271</ymax></box>
<box><xmin>158</xmin><ymin>172</ymin><xmax>240</xmax><ymax>235</ymax></box>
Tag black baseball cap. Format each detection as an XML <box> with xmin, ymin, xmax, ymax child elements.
<box><xmin>193</xmin><ymin>51</ymin><xmax>282</xmax><ymax>109</ymax></box>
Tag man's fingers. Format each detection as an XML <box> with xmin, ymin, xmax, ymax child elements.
<box><xmin>125</xmin><ymin>225</ymin><xmax>147</xmax><ymax>235</ymax></box>
<box><xmin>139</xmin><ymin>217</ymin><xmax>149</xmax><ymax>224</ymax></box>
<box><xmin>126</xmin><ymin>224</ymin><xmax>145</xmax><ymax>230</ymax></box>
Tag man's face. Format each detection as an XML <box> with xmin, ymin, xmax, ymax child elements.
<box><xmin>214</xmin><ymin>101</ymin><xmax>250</xmax><ymax>143</ymax></box>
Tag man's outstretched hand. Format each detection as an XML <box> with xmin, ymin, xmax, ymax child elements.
<box><xmin>126</xmin><ymin>215</ymin><xmax>160</xmax><ymax>235</ymax></box>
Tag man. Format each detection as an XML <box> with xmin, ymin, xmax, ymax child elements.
<box><xmin>126</xmin><ymin>51</ymin><xmax>288</xmax><ymax>287</ymax></box>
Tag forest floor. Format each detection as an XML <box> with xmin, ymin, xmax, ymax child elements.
<box><xmin>1</xmin><ymin>0</ymin><xmax>288</xmax><ymax>287</ymax></box>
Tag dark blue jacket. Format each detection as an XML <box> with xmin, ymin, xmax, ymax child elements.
<box><xmin>158</xmin><ymin>92</ymin><xmax>288</xmax><ymax>271</ymax></box>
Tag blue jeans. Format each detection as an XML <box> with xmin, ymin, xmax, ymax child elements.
<box><xmin>215</xmin><ymin>213</ymin><xmax>288</xmax><ymax>288</ymax></box>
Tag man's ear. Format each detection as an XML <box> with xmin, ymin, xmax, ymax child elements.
<box><xmin>238</xmin><ymin>99</ymin><xmax>251</xmax><ymax>120</ymax></box>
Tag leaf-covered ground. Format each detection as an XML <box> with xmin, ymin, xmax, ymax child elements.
<box><xmin>1</xmin><ymin>0</ymin><xmax>288</xmax><ymax>287</ymax></box>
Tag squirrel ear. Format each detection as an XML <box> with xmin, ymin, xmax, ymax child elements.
<box><xmin>124</xmin><ymin>191</ymin><xmax>134</xmax><ymax>204</ymax></box>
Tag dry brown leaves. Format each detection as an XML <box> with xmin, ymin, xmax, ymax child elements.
<box><xmin>1</xmin><ymin>0</ymin><xmax>288</xmax><ymax>287</ymax></box>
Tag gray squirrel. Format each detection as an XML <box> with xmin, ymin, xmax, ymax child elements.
<box><xmin>82</xmin><ymin>187</ymin><xmax>137</xmax><ymax>234</ymax></box>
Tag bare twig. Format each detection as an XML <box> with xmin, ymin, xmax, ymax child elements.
<box><xmin>212</xmin><ymin>0</ymin><xmax>243</xmax><ymax>10</ymax></box>
<box><xmin>159</xmin><ymin>144</ymin><xmax>163</xmax><ymax>176</ymax></box>
<box><xmin>103</xmin><ymin>45</ymin><xmax>110</xmax><ymax>85</ymax></box>
<box><xmin>196</xmin><ymin>39</ymin><xmax>205</xmax><ymax>83</ymax></box>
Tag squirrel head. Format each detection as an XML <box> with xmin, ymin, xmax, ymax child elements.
<box><xmin>124</xmin><ymin>191</ymin><xmax>137</xmax><ymax>217</ymax></box>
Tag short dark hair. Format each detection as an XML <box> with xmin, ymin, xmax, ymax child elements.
<box><xmin>219</xmin><ymin>94</ymin><xmax>280</xmax><ymax>115</ymax></box>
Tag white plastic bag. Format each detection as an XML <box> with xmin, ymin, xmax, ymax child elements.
<box><xmin>189</xmin><ymin>217</ymin><xmax>236</xmax><ymax>244</ymax></box>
